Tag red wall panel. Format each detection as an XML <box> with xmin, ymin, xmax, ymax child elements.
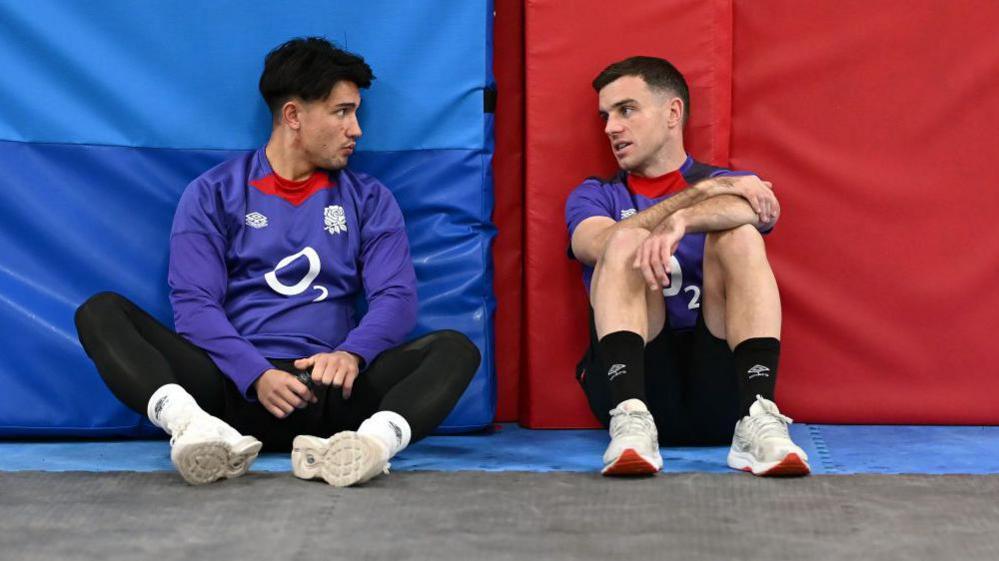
<box><xmin>516</xmin><ymin>0</ymin><xmax>999</xmax><ymax>426</ymax></box>
<box><xmin>493</xmin><ymin>0</ymin><xmax>526</xmax><ymax>421</ymax></box>
<box><xmin>522</xmin><ymin>0</ymin><xmax>735</xmax><ymax>426</ymax></box>
<box><xmin>730</xmin><ymin>0</ymin><xmax>999</xmax><ymax>423</ymax></box>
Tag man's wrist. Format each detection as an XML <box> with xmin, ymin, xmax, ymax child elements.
<box><xmin>667</xmin><ymin>209</ymin><xmax>689</xmax><ymax>232</ymax></box>
<box><xmin>253</xmin><ymin>368</ymin><xmax>278</xmax><ymax>385</ymax></box>
<box><xmin>699</xmin><ymin>177</ymin><xmax>733</xmax><ymax>198</ymax></box>
<box><xmin>338</xmin><ymin>350</ymin><xmax>365</xmax><ymax>368</ymax></box>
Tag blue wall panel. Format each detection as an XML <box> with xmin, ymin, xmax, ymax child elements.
<box><xmin>0</xmin><ymin>1</ymin><xmax>490</xmax><ymax>151</ymax></box>
<box><xmin>0</xmin><ymin>142</ymin><xmax>236</xmax><ymax>435</ymax></box>
<box><xmin>0</xmin><ymin>143</ymin><xmax>495</xmax><ymax>435</ymax></box>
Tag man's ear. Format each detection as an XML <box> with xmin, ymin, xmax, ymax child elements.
<box><xmin>667</xmin><ymin>97</ymin><xmax>684</xmax><ymax>129</ymax></box>
<box><xmin>282</xmin><ymin>100</ymin><xmax>302</xmax><ymax>130</ymax></box>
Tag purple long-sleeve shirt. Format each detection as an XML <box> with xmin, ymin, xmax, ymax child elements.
<box><xmin>168</xmin><ymin>148</ymin><xmax>418</xmax><ymax>399</ymax></box>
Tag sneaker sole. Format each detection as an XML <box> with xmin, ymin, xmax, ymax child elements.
<box><xmin>172</xmin><ymin>438</ymin><xmax>263</xmax><ymax>486</ymax></box>
<box><xmin>602</xmin><ymin>448</ymin><xmax>661</xmax><ymax>476</ymax></box>
<box><xmin>292</xmin><ymin>433</ymin><xmax>386</xmax><ymax>488</ymax></box>
<box><xmin>728</xmin><ymin>451</ymin><xmax>811</xmax><ymax>477</ymax></box>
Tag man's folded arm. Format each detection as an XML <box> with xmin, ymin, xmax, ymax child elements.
<box><xmin>569</xmin><ymin>176</ymin><xmax>749</xmax><ymax>266</ymax></box>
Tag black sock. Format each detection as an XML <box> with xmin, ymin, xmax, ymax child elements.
<box><xmin>733</xmin><ymin>337</ymin><xmax>780</xmax><ymax>416</ymax></box>
<box><xmin>597</xmin><ymin>331</ymin><xmax>646</xmax><ymax>406</ymax></box>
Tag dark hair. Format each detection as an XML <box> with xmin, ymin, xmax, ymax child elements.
<box><xmin>259</xmin><ymin>37</ymin><xmax>374</xmax><ymax>116</ymax></box>
<box><xmin>592</xmin><ymin>56</ymin><xmax>690</xmax><ymax>123</ymax></box>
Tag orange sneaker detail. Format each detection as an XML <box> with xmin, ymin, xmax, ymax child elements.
<box><xmin>602</xmin><ymin>449</ymin><xmax>659</xmax><ymax>476</ymax></box>
<box><xmin>759</xmin><ymin>453</ymin><xmax>811</xmax><ymax>477</ymax></box>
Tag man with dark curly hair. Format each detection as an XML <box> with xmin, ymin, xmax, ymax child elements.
<box><xmin>76</xmin><ymin>37</ymin><xmax>479</xmax><ymax>487</ymax></box>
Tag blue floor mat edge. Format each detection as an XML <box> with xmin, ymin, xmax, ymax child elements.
<box><xmin>1</xmin><ymin>424</ymin><xmax>998</xmax><ymax>475</ymax></box>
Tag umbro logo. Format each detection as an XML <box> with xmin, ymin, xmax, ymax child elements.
<box><xmin>153</xmin><ymin>396</ymin><xmax>168</xmax><ymax>422</ymax></box>
<box><xmin>245</xmin><ymin>212</ymin><xmax>268</xmax><ymax>229</ymax></box>
<box><xmin>389</xmin><ymin>422</ymin><xmax>404</xmax><ymax>446</ymax></box>
<box><xmin>620</xmin><ymin>208</ymin><xmax>637</xmax><ymax>220</ymax></box>
<box><xmin>747</xmin><ymin>364</ymin><xmax>771</xmax><ymax>379</ymax></box>
<box><xmin>607</xmin><ymin>363</ymin><xmax>627</xmax><ymax>382</ymax></box>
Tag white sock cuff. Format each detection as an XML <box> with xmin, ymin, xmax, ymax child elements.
<box><xmin>146</xmin><ymin>384</ymin><xmax>195</xmax><ymax>428</ymax></box>
<box><xmin>358</xmin><ymin>410</ymin><xmax>412</xmax><ymax>458</ymax></box>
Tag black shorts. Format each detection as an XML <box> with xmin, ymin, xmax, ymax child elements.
<box><xmin>576</xmin><ymin>308</ymin><xmax>740</xmax><ymax>445</ymax></box>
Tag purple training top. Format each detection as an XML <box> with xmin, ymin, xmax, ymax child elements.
<box><xmin>169</xmin><ymin>147</ymin><xmax>418</xmax><ymax>399</ymax></box>
<box><xmin>565</xmin><ymin>155</ymin><xmax>751</xmax><ymax>331</ymax></box>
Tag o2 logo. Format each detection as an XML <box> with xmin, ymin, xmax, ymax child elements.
<box><xmin>660</xmin><ymin>255</ymin><xmax>701</xmax><ymax>310</ymax></box>
<box><xmin>264</xmin><ymin>247</ymin><xmax>329</xmax><ymax>302</ymax></box>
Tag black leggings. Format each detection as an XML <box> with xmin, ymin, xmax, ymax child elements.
<box><xmin>75</xmin><ymin>292</ymin><xmax>480</xmax><ymax>451</ymax></box>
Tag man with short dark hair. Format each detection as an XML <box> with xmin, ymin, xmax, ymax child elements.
<box><xmin>76</xmin><ymin>37</ymin><xmax>480</xmax><ymax>487</ymax></box>
<box><xmin>566</xmin><ymin>56</ymin><xmax>809</xmax><ymax>476</ymax></box>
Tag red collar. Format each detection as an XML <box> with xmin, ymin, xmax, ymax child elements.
<box><xmin>249</xmin><ymin>171</ymin><xmax>335</xmax><ymax>206</ymax></box>
<box><xmin>627</xmin><ymin>169</ymin><xmax>688</xmax><ymax>199</ymax></box>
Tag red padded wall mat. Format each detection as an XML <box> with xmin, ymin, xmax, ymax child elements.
<box><xmin>730</xmin><ymin>0</ymin><xmax>999</xmax><ymax>423</ymax></box>
<box><xmin>494</xmin><ymin>0</ymin><xmax>526</xmax><ymax>421</ymax></box>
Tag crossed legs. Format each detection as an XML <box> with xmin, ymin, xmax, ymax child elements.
<box><xmin>75</xmin><ymin>292</ymin><xmax>479</xmax><ymax>486</ymax></box>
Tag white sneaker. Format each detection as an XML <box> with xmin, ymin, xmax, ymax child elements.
<box><xmin>291</xmin><ymin>432</ymin><xmax>390</xmax><ymax>487</ymax></box>
<box><xmin>168</xmin><ymin>412</ymin><xmax>263</xmax><ymax>485</ymax></box>
<box><xmin>601</xmin><ymin>399</ymin><xmax>663</xmax><ymax>476</ymax></box>
<box><xmin>728</xmin><ymin>395</ymin><xmax>810</xmax><ymax>476</ymax></box>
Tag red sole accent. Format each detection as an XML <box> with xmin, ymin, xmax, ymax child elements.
<box><xmin>602</xmin><ymin>449</ymin><xmax>659</xmax><ymax>476</ymax></box>
<box><xmin>759</xmin><ymin>453</ymin><xmax>811</xmax><ymax>477</ymax></box>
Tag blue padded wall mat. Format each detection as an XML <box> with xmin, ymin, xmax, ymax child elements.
<box><xmin>0</xmin><ymin>1</ymin><xmax>491</xmax><ymax>151</ymax></box>
<box><xmin>0</xmin><ymin>0</ymin><xmax>496</xmax><ymax>435</ymax></box>
<box><xmin>2</xmin><ymin>425</ymin><xmax>999</xmax><ymax>475</ymax></box>
<box><xmin>0</xmin><ymin>143</ymin><xmax>495</xmax><ymax>435</ymax></box>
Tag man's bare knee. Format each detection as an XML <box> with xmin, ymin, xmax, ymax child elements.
<box><xmin>706</xmin><ymin>224</ymin><xmax>766</xmax><ymax>264</ymax></box>
<box><xmin>599</xmin><ymin>228</ymin><xmax>650</xmax><ymax>269</ymax></box>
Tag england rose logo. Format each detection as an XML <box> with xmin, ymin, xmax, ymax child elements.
<box><xmin>324</xmin><ymin>205</ymin><xmax>347</xmax><ymax>235</ymax></box>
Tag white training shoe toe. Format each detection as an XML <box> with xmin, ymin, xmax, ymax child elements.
<box><xmin>601</xmin><ymin>399</ymin><xmax>663</xmax><ymax>476</ymax></box>
<box><xmin>727</xmin><ymin>395</ymin><xmax>810</xmax><ymax>477</ymax></box>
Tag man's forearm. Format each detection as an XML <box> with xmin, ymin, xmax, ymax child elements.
<box><xmin>590</xmin><ymin>178</ymin><xmax>733</xmax><ymax>253</ymax></box>
<box><xmin>572</xmin><ymin>176</ymin><xmax>745</xmax><ymax>265</ymax></box>
<box><xmin>671</xmin><ymin>194</ymin><xmax>762</xmax><ymax>234</ymax></box>
<box><xmin>337</xmin><ymin>287</ymin><xmax>417</xmax><ymax>368</ymax></box>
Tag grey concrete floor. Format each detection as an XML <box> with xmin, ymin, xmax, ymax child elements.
<box><xmin>1</xmin><ymin>471</ymin><xmax>997</xmax><ymax>561</ymax></box>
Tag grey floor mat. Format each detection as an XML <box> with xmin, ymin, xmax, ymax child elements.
<box><xmin>2</xmin><ymin>472</ymin><xmax>997</xmax><ymax>561</ymax></box>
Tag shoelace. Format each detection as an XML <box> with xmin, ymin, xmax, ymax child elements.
<box><xmin>745</xmin><ymin>408</ymin><xmax>793</xmax><ymax>441</ymax></box>
<box><xmin>609</xmin><ymin>409</ymin><xmax>656</xmax><ymax>440</ymax></box>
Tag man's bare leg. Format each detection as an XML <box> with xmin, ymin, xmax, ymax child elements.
<box><xmin>702</xmin><ymin>224</ymin><xmax>780</xmax><ymax>345</ymax></box>
<box><xmin>591</xmin><ymin>229</ymin><xmax>666</xmax><ymax>343</ymax></box>
<box><xmin>589</xmin><ymin>228</ymin><xmax>665</xmax><ymax>475</ymax></box>
<box><xmin>703</xmin><ymin>224</ymin><xmax>809</xmax><ymax>476</ymax></box>
<box><xmin>703</xmin><ymin>224</ymin><xmax>781</xmax><ymax>408</ymax></box>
